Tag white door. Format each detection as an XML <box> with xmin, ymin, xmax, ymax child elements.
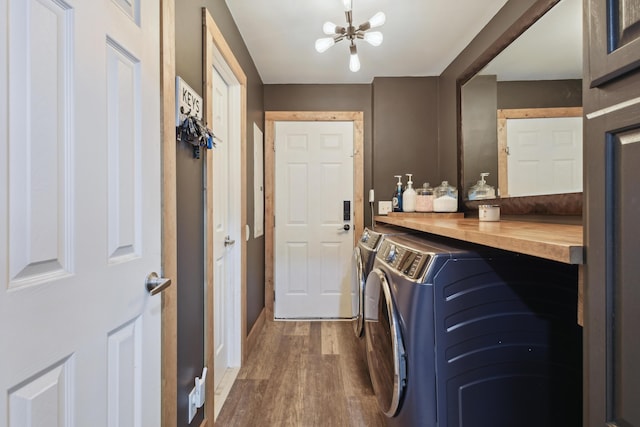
<box><xmin>211</xmin><ymin>66</ymin><xmax>237</xmax><ymax>389</ymax></box>
<box><xmin>274</xmin><ymin>121</ymin><xmax>354</xmax><ymax>319</ymax></box>
<box><xmin>0</xmin><ymin>0</ymin><xmax>162</xmax><ymax>426</ymax></box>
<box><xmin>507</xmin><ymin>117</ymin><xmax>583</xmax><ymax>196</ymax></box>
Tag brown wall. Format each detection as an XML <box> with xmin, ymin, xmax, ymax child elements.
<box><xmin>372</xmin><ymin>77</ymin><xmax>440</xmax><ymax>201</ymax></box>
<box><xmin>461</xmin><ymin>75</ymin><xmax>498</xmax><ymax>194</ymax></box>
<box><xmin>175</xmin><ymin>1</ymin><xmax>264</xmax><ymax>426</ymax></box>
<box><xmin>497</xmin><ymin>79</ymin><xmax>582</xmax><ymax>109</ymax></box>
<box><xmin>264</xmin><ymin>84</ymin><xmax>374</xmax><ymax>225</ymax></box>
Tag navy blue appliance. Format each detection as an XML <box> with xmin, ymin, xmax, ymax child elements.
<box><xmin>364</xmin><ymin>234</ymin><xmax>582</xmax><ymax>426</ymax></box>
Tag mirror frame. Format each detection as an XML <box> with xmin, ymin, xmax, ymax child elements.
<box><xmin>455</xmin><ymin>0</ymin><xmax>582</xmax><ymax>215</ymax></box>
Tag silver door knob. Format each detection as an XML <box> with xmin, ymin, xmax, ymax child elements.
<box><xmin>224</xmin><ymin>235</ymin><xmax>236</xmax><ymax>246</ymax></box>
<box><xmin>338</xmin><ymin>224</ymin><xmax>350</xmax><ymax>231</ymax></box>
<box><xmin>145</xmin><ymin>272</ymin><xmax>172</xmax><ymax>296</ymax></box>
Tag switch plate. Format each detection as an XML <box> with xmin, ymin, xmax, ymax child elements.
<box><xmin>188</xmin><ymin>387</ymin><xmax>197</xmax><ymax>423</ymax></box>
<box><xmin>378</xmin><ymin>201</ymin><xmax>392</xmax><ymax>215</ymax></box>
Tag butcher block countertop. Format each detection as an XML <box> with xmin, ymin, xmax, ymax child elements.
<box><xmin>374</xmin><ymin>214</ymin><xmax>584</xmax><ymax>265</ymax></box>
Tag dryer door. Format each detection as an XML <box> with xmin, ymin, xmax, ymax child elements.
<box><xmin>364</xmin><ymin>268</ymin><xmax>406</xmax><ymax>417</ymax></box>
<box><xmin>352</xmin><ymin>246</ymin><xmax>366</xmax><ymax>336</ymax></box>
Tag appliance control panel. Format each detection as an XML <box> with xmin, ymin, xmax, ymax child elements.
<box><xmin>378</xmin><ymin>240</ymin><xmax>432</xmax><ymax>281</ymax></box>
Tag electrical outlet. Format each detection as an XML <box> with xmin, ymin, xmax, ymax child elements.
<box><xmin>378</xmin><ymin>201</ymin><xmax>392</xmax><ymax>215</ymax></box>
<box><xmin>188</xmin><ymin>387</ymin><xmax>197</xmax><ymax>423</ymax></box>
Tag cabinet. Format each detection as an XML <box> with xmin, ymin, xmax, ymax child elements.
<box><xmin>584</xmin><ymin>0</ymin><xmax>640</xmax><ymax>425</ymax></box>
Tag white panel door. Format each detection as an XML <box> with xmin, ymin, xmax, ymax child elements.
<box><xmin>0</xmin><ymin>0</ymin><xmax>162</xmax><ymax>426</ymax></box>
<box><xmin>274</xmin><ymin>121</ymin><xmax>354</xmax><ymax>319</ymax></box>
<box><xmin>507</xmin><ymin>117</ymin><xmax>583</xmax><ymax>197</ymax></box>
<box><xmin>211</xmin><ymin>66</ymin><xmax>234</xmax><ymax>389</ymax></box>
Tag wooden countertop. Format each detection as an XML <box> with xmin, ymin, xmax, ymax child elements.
<box><xmin>374</xmin><ymin>215</ymin><xmax>584</xmax><ymax>264</ymax></box>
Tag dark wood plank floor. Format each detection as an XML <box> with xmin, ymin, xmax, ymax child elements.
<box><xmin>215</xmin><ymin>321</ymin><xmax>386</xmax><ymax>427</ymax></box>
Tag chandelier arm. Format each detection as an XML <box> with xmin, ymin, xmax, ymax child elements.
<box><xmin>358</xmin><ymin>22</ymin><xmax>371</xmax><ymax>32</ymax></box>
<box><xmin>345</xmin><ymin>10</ymin><xmax>353</xmax><ymax>27</ymax></box>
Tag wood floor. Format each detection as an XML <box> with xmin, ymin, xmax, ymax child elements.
<box><xmin>215</xmin><ymin>320</ymin><xmax>386</xmax><ymax>427</ymax></box>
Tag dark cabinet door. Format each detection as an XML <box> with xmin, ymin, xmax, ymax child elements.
<box><xmin>585</xmin><ymin>1</ymin><xmax>640</xmax><ymax>426</ymax></box>
<box><xmin>588</xmin><ymin>0</ymin><xmax>640</xmax><ymax>86</ymax></box>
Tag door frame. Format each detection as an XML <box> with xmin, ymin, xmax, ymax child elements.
<box><xmin>265</xmin><ymin>111</ymin><xmax>364</xmax><ymax>320</ymax></box>
<box><xmin>160</xmin><ymin>0</ymin><xmax>178</xmax><ymax>426</ymax></box>
<box><xmin>203</xmin><ymin>9</ymin><xmax>248</xmax><ymax>425</ymax></box>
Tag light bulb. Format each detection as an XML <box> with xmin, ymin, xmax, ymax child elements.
<box><xmin>315</xmin><ymin>37</ymin><xmax>335</xmax><ymax>53</ymax></box>
<box><xmin>349</xmin><ymin>44</ymin><xmax>360</xmax><ymax>72</ymax></box>
<box><xmin>343</xmin><ymin>0</ymin><xmax>352</xmax><ymax>11</ymax></box>
<box><xmin>368</xmin><ymin>11</ymin><xmax>386</xmax><ymax>28</ymax></box>
<box><xmin>363</xmin><ymin>31</ymin><xmax>383</xmax><ymax>46</ymax></box>
<box><xmin>323</xmin><ymin>21</ymin><xmax>338</xmax><ymax>35</ymax></box>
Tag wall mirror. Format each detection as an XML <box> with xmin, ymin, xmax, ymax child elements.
<box><xmin>458</xmin><ymin>0</ymin><xmax>582</xmax><ymax>204</ymax></box>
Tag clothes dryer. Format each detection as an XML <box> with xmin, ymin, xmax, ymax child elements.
<box><xmin>364</xmin><ymin>234</ymin><xmax>582</xmax><ymax>427</ymax></box>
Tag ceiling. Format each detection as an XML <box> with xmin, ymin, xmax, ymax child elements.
<box><xmin>480</xmin><ymin>0</ymin><xmax>582</xmax><ymax>81</ymax></box>
<box><xmin>225</xmin><ymin>0</ymin><xmax>511</xmax><ymax>84</ymax></box>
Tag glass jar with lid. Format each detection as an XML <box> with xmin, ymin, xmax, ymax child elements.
<box><xmin>415</xmin><ymin>183</ymin><xmax>434</xmax><ymax>212</ymax></box>
<box><xmin>433</xmin><ymin>180</ymin><xmax>458</xmax><ymax>212</ymax></box>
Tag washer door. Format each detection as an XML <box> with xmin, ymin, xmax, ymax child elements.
<box><xmin>352</xmin><ymin>246</ymin><xmax>365</xmax><ymax>337</ymax></box>
<box><xmin>364</xmin><ymin>268</ymin><xmax>406</xmax><ymax>417</ymax></box>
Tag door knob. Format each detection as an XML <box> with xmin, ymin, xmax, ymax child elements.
<box><xmin>224</xmin><ymin>235</ymin><xmax>236</xmax><ymax>246</ymax></box>
<box><xmin>339</xmin><ymin>224</ymin><xmax>350</xmax><ymax>231</ymax></box>
<box><xmin>145</xmin><ymin>272</ymin><xmax>172</xmax><ymax>296</ymax></box>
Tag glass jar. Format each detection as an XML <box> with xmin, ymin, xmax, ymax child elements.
<box><xmin>415</xmin><ymin>183</ymin><xmax>434</xmax><ymax>212</ymax></box>
<box><xmin>433</xmin><ymin>180</ymin><xmax>458</xmax><ymax>212</ymax></box>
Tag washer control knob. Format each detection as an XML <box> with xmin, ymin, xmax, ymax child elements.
<box><xmin>361</xmin><ymin>230</ymin><xmax>370</xmax><ymax>242</ymax></box>
<box><xmin>386</xmin><ymin>244</ymin><xmax>397</xmax><ymax>262</ymax></box>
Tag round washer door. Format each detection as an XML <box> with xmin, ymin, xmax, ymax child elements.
<box><xmin>352</xmin><ymin>247</ymin><xmax>365</xmax><ymax>337</ymax></box>
<box><xmin>364</xmin><ymin>268</ymin><xmax>406</xmax><ymax>417</ymax></box>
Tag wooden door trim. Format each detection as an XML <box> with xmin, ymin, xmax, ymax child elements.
<box><xmin>160</xmin><ymin>0</ymin><xmax>177</xmax><ymax>426</ymax></box>
<box><xmin>264</xmin><ymin>111</ymin><xmax>364</xmax><ymax>320</ymax></box>
<box><xmin>203</xmin><ymin>9</ymin><xmax>248</xmax><ymax>426</ymax></box>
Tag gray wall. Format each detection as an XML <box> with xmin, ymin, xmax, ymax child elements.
<box><xmin>264</xmin><ymin>84</ymin><xmax>374</xmax><ymax>225</ymax></box>
<box><xmin>175</xmin><ymin>1</ymin><xmax>264</xmax><ymax>425</ymax></box>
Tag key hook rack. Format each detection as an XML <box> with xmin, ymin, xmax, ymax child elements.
<box><xmin>175</xmin><ymin>76</ymin><xmax>219</xmax><ymax>159</ymax></box>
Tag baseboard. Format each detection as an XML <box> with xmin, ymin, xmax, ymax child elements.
<box><xmin>245</xmin><ymin>308</ymin><xmax>266</xmax><ymax>359</ymax></box>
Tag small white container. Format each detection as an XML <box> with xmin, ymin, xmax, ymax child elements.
<box><xmin>478</xmin><ymin>205</ymin><xmax>500</xmax><ymax>222</ymax></box>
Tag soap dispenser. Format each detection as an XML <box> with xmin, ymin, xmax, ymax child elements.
<box><xmin>468</xmin><ymin>172</ymin><xmax>496</xmax><ymax>200</ymax></box>
<box><xmin>403</xmin><ymin>173</ymin><xmax>417</xmax><ymax>212</ymax></box>
<box><xmin>392</xmin><ymin>175</ymin><xmax>403</xmax><ymax>212</ymax></box>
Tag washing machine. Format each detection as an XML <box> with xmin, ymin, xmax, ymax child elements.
<box><xmin>364</xmin><ymin>234</ymin><xmax>582</xmax><ymax>427</ymax></box>
<box><xmin>352</xmin><ymin>225</ymin><xmax>408</xmax><ymax>340</ymax></box>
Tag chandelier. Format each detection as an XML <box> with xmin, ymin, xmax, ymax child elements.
<box><xmin>314</xmin><ymin>0</ymin><xmax>386</xmax><ymax>72</ymax></box>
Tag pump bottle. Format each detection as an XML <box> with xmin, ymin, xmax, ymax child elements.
<box><xmin>403</xmin><ymin>173</ymin><xmax>417</xmax><ymax>212</ymax></box>
<box><xmin>392</xmin><ymin>175</ymin><xmax>403</xmax><ymax>212</ymax></box>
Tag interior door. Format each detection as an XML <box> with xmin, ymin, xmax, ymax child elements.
<box><xmin>0</xmin><ymin>0</ymin><xmax>163</xmax><ymax>425</ymax></box>
<box><xmin>506</xmin><ymin>117</ymin><xmax>582</xmax><ymax>196</ymax></box>
<box><xmin>211</xmin><ymin>66</ymin><xmax>235</xmax><ymax>389</ymax></box>
<box><xmin>585</xmin><ymin>0</ymin><xmax>640</xmax><ymax>425</ymax></box>
<box><xmin>274</xmin><ymin>121</ymin><xmax>354</xmax><ymax>319</ymax></box>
